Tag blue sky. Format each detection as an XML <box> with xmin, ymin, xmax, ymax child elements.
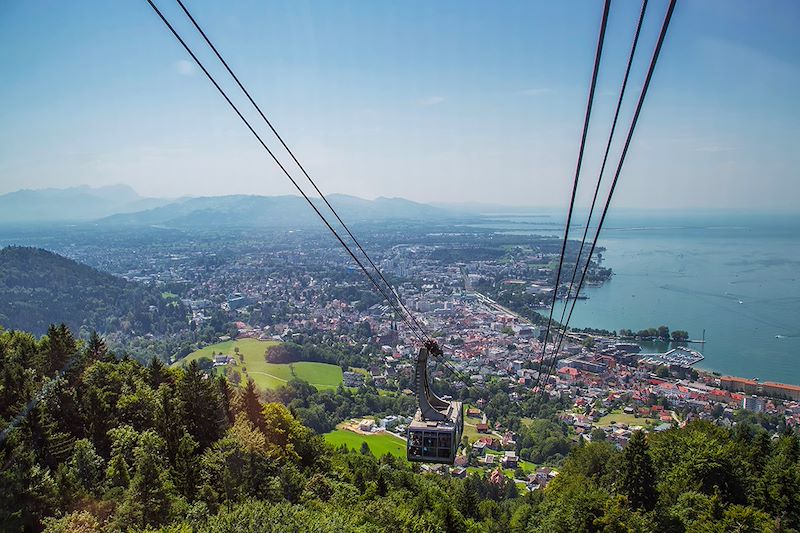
<box><xmin>0</xmin><ymin>0</ymin><xmax>798</xmax><ymax>209</ymax></box>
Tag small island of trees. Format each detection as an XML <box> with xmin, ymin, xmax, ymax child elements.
<box><xmin>618</xmin><ymin>325</ymin><xmax>690</xmax><ymax>342</ymax></box>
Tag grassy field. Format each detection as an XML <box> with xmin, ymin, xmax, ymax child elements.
<box><xmin>463</xmin><ymin>405</ymin><xmax>493</xmax><ymax>444</ymax></box>
<box><xmin>324</xmin><ymin>429</ymin><xmax>406</xmax><ymax>458</ymax></box>
<box><xmin>174</xmin><ymin>338</ymin><xmax>343</xmax><ymax>391</ymax></box>
<box><xmin>596</xmin><ymin>409</ymin><xmax>657</xmax><ymax>428</ymax></box>
<box><xmin>463</xmin><ymin>422</ymin><xmax>482</xmax><ymax>444</ymax></box>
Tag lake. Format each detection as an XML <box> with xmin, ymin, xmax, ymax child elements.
<box><xmin>478</xmin><ymin>210</ymin><xmax>800</xmax><ymax>385</ymax></box>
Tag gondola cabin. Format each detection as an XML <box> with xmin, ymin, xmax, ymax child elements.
<box><xmin>406</xmin><ymin>343</ymin><xmax>464</xmax><ymax>465</ymax></box>
<box><xmin>407</xmin><ymin>401</ymin><xmax>463</xmax><ymax>464</ymax></box>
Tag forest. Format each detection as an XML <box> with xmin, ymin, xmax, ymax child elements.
<box><xmin>1</xmin><ymin>324</ymin><xmax>799</xmax><ymax>532</ymax></box>
<box><xmin>0</xmin><ymin>247</ymin><xmax>188</xmax><ymax>338</ymax></box>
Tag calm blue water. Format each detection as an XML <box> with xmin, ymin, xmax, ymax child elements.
<box><xmin>480</xmin><ymin>211</ymin><xmax>800</xmax><ymax>385</ymax></box>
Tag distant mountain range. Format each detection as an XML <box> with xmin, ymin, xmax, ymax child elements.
<box><xmin>0</xmin><ymin>185</ymin><xmax>172</xmax><ymax>223</ymax></box>
<box><xmin>0</xmin><ymin>186</ymin><xmax>463</xmax><ymax>228</ymax></box>
<box><xmin>99</xmin><ymin>193</ymin><xmax>457</xmax><ymax>228</ymax></box>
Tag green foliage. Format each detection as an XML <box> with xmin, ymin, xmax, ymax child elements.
<box><xmin>265</xmin><ymin>342</ymin><xmax>303</xmax><ymax>364</ymax></box>
<box><xmin>67</xmin><ymin>438</ymin><xmax>105</xmax><ymax>494</ymax></box>
<box><xmin>42</xmin><ymin>510</ymin><xmax>102</xmax><ymax>533</ymax></box>
<box><xmin>176</xmin><ymin>361</ymin><xmax>225</xmax><ymax>450</ymax></box>
<box><xmin>517</xmin><ymin>418</ymin><xmax>571</xmax><ymax>464</ymax></box>
<box><xmin>532</xmin><ymin>473</ymin><xmax>617</xmax><ymax>532</ymax></box>
<box><xmin>0</xmin><ymin>246</ymin><xmax>188</xmax><ymax>337</ymax></box>
<box><xmin>2</xmin><ymin>325</ymin><xmax>800</xmax><ymax>532</ymax></box>
<box><xmin>558</xmin><ymin>441</ymin><xmax>620</xmax><ymax>486</ymax></box>
<box><xmin>117</xmin><ymin>430</ymin><xmax>177</xmax><ymax>529</ymax></box>
<box><xmin>172</xmin><ymin>432</ymin><xmax>199</xmax><ymax>501</ymax></box>
<box><xmin>237</xmin><ymin>379</ymin><xmax>265</xmax><ymax>433</ymax></box>
<box><xmin>271</xmin><ymin>379</ymin><xmax>416</xmax><ymax>434</ymax></box>
<box><xmin>620</xmin><ymin>431</ymin><xmax>656</xmax><ymax>511</ymax></box>
<box><xmin>671</xmin><ymin>330</ymin><xmax>690</xmax><ymax>341</ymax></box>
<box><xmin>649</xmin><ymin>421</ymin><xmax>750</xmax><ymax>505</ymax></box>
<box><xmin>105</xmin><ymin>452</ymin><xmax>131</xmax><ymax>491</ymax></box>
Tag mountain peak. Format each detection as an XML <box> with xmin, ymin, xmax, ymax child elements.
<box><xmin>0</xmin><ymin>185</ymin><xmax>167</xmax><ymax>223</ymax></box>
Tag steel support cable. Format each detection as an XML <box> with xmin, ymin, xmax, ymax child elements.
<box><xmin>172</xmin><ymin>0</ymin><xmax>431</xmax><ymax>343</ymax></box>
<box><xmin>546</xmin><ymin>0</ymin><xmax>649</xmax><ymax>378</ymax></box>
<box><xmin>144</xmin><ymin>0</ymin><xmax>430</xmax><ymax>346</ymax></box>
<box><xmin>532</xmin><ymin>0</ymin><xmax>611</xmax><ymax>393</ymax></box>
<box><xmin>440</xmin><ymin>359</ymin><xmax>472</xmax><ymax>387</ymax></box>
<box><xmin>539</xmin><ymin>0</ymin><xmax>677</xmax><ymax>400</ymax></box>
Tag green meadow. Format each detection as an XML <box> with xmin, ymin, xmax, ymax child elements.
<box><xmin>324</xmin><ymin>429</ymin><xmax>406</xmax><ymax>459</ymax></box>
<box><xmin>174</xmin><ymin>338</ymin><xmax>343</xmax><ymax>390</ymax></box>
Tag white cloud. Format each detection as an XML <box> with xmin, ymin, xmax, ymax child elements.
<box><xmin>416</xmin><ymin>96</ymin><xmax>445</xmax><ymax>106</ymax></box>
<box><xmin>174</xmin><ymin>59</ymin><xmax>196</xmax><ymax>76</ymax></box>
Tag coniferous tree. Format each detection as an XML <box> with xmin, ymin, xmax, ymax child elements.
<box><xmin>119</xmin><ymin>430</ymin><xmax>174</xmax><ymax>529</ymax></box>
<box><xmin>214</xmin><ymin>374</ymin><xmax>235</xmax><ymax>428</ymax></box>
<box><xmin>87</xmin><ymin>331</ymin><xmax>109</xmax><ymax>362</ymax></box>
<box><xmin>0</xmin><ymin>434</ymin><xmax>58</xmax><ymax>531</ymax></box>
<box><xmin>238</xmin><ymin>379</ymin><xmax>264</xmax><ymax>432</ymax></box>
<box><xmin>105</xmin><ymin>453</ymin><xmax>131</xmax><ymax>492</ymax></box>
<box><xmin>154</xmin><ymin>385</ymin><xmax>183</xmax><ymax>463</ymax></box>
<box><xmin>759</xmin><ymin>434</ymin><xmax>800</xmax><ymax>529</ymax></box>
<box><xmin>148</xmin><ymin>356</ymin><xmax>169</xmax><ymax>389</ymax></box>
<box><xmin>620</xmin><ymin>430</ymin><xmax>657</xmax><ymax>511</ymax></box>
<box><xmin>376</xmin><ymin>470</ymin><xmax>388</xmax><ymax>497</ymax></box>
<box><xmin>67</xmin><ymin>438</ymin><xmax>104</xmax><ymax>494</ymax></box>
<box><xmin>38</xmin><ymin>324</ymin><xmax>77</xmax><ymax>376</ymax></box>
<box><xmin>360</xmin><ymin>441</ymin><xmax>372</xmax><ymax>456</ymax></box>
<box><xmin>172</xmin><ymin>432</ymin><xmax>199</xmax><ymax>501</ymax></box>
<box><xmin>176</xmin><ymin>361</ymin><xmax>223</xmax><ymax>450</ymax></box>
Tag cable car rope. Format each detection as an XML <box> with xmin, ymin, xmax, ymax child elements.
<box><xmin>171</xmin><ymin>0</ymin><xmax>432</xmax><ymax>344</ymax></box>
<box><xmin>145</xmin><ymin>0</ymin><xmax>431</xmax><ymax>347</ymax></box>
<box><xmin>537</xmin><ymin>0</ymin><xmax>678</xmax><ymax>399</ymax></box>
<box><xmin>147</xmin><ymin>0</ymin><xmax>476</xmax><ymax>390</ymax></box>
<box><xmin>543</xmin><ymin>0</ymin><xmax>648</xmax><ymax>384</ymax></box>
<box><xmin>532</xmin><ymin>0</ymin><xmax>612</xmax><ymax>393</ymax></box>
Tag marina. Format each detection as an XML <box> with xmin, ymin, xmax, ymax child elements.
<box><xmin>639</xmin><ymin>347</ymin><xmax>704</xmax><ymax>368</ymax></box>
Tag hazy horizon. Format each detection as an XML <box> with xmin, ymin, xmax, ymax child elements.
<box><xmin>2</xmin><ymin>1</ymin><xmax>799</xmax><ymax>210</ymax></box>
<box><xmin>6</xmin><ymin>182</ymin><xmax>800</xmax><ymax>216</ymax></box>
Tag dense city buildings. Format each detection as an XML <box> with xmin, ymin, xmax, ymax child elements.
<box><xmin>11</xmin><ymin>223</ymin><xmax>798</xmax><ymax>453</ymax></box>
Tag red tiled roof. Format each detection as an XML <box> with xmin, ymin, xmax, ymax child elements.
<box><xmin>763</xmin><ymin>382</ymin><xmax>800</xmax><ymax>392</ymax></box>
<box><xmin>721</xmin><ymin>376</ymin><xmax>757</xmax><ymax>386</ymax></box>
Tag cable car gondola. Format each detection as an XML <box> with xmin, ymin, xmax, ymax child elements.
<box><xmin>406</xmin><ymin>341</ymin><xmax>463</xmax><ymax>465</ymax></box>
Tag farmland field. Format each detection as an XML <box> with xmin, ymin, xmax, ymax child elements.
<box><xmin>173</xmin><ymin>338</ymin><xmax>343</xmax><ymax>390</ymax></box>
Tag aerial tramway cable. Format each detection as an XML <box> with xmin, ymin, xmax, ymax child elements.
<box><xmin>146</xmin><ymin>0</ymin><xmax>474</xmax><ymax>388</ymax></box>
<box><xmin>144</xmin><ymin>0</ymin><xmax>429</xmax><ymax>347</ymax></box>
<box><xmin>532</xmin><ymin>0</ymin><xmax>612</xmax><ymax>393</ymax></box>
<box><xmin>537</xmin><ymin>0</ymin><xmax>678</xmax><ymax>398</ymax></box>
<box><xmin>168</xmin><ymin>0</ymin><xmax>474</xmax><ymax>387</ymax></box>
<box><xmin>171</xmin><ymin>0</ymin><xmax>431</xmax><ymax>344</ymax></box>
<box><xmin>147</xmin><ymin>0</ymin><xmax>676</xmax><ymax>397</ymax></box>
<box><xmin>543</xmin><ymin>0</ymin><xmax>649</xmax><ymax>384</ymax></box>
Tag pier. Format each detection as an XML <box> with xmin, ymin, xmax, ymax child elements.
<box><xmin>639</xmin><ymin>347</ymin><xmax>704</xmax><ymax>368</ymax></box>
